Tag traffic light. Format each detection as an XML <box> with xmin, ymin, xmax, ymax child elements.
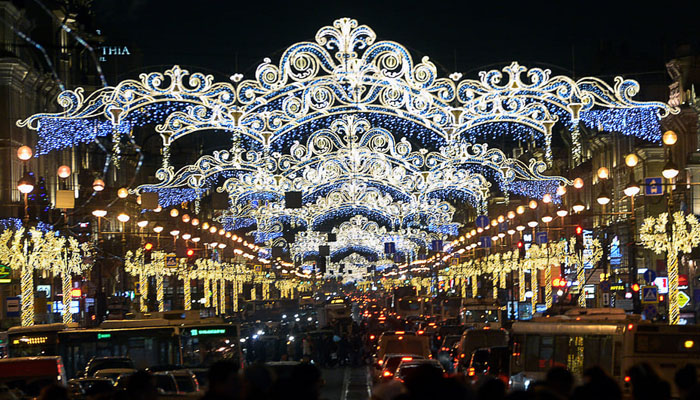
<box><xmin>144</xmin><ymin>242</ymin><xmax>153</xmax><ymax>264</ymax></box>
<box><xmin>186</xmin><ymin>248</ymin><xmax>196</xmax><ymax>265</ymax></box>
<box><xmin>574</xmin><ymin>225</ymin><xmax>584</xmax><ymax>253</ymax></box>
<box><xmin>517</xmin><ymin>241</ymin><xmax>525</xmax><ymax>258</ymax></box>
<box><xmin>632</xmin><ymin>283</ymin><xmax>640</xmax><ymax>292</ymax></box>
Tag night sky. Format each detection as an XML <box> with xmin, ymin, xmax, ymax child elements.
<box><xmin>92</xmin><ymin>0</ymin><xmax>700</xmax><ymax>91</ymax></box>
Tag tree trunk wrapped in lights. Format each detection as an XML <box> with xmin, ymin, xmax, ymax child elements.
<box><xmin>518</xmin><ymin>267</ymin><xmax>526</xmax><ymax>302</ymax></box>
<box><xmin>220</xmin><ymin>278</ymin><xmax>226</xmax><ymax>314</ymax></box>
<box><xmin>53</xmin><ymin>238</ymin><xmax>91</xmax><ymax>324</ymax></box>
<box><xmin>530</xmin><ymin>267</ymin><xmax>538</xmax><ymax>313</ymax></box>
<box><xmin>232</xmin><ymin>278</ymin><xmax>239</xmax><ymax>312</ymax></box>
<box><xmin>156</xmin><ymin>272</ymin><xmax>164</xmax><ymax>312</ymax></box>
<box><xmin>125</xmin><ymin>249</ymin><xmax>149</xmax><ymax>312</ymax></box>
<box><xmin>263</xmin><ymin>281</ymin><xmax>270</xmax><ymax>300</ymax></box>
<box><xmin>204</xmin><ymin>278</ymin><xmax>211</xmax><ymax>308</ymax></box>
<box><xmin>639</xmin><ymin>211</ymin><xmax>700</xmax><ymax>325</ymax></box>
<box><xmin>545</xmin><ymin>264</ymin><xmax>553</xmax><ymax>309</ymax></box>
<box><xmin>567</xmin><ymin>237</ymin><xmax>603</xmax><ymax>308</ymax></box>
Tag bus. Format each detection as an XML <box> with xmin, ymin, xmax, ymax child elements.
<box><xmin>461</xmin><ymin>299</ymin><xmax>502</xmax><ymax>329</ymax></box>
<box><xmin>509</xmin><ymin>308</ymin><xmax>700</xmax><ymax>397</ymax></box>
<box><xmin>242</xmin><ymin>299</ymin><xmax>300</xmax><ymax>321</ymax></box>
<box><xmin>7</xmin><ymin>313</ymin><xmax>241</xmax><ymax>378</ymax></box>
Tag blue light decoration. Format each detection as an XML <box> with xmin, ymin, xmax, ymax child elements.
<box><xmin>36</xmin><ymin>118</ymin><xmax>131</xmax><ymax>155</ymax></box>
<box><xmin>0</xmin><ymin>218</ymin><xmax>52</xmax><ymax>233</ymax></box>
<box><xmin>140</xmin><ymin>187</ymin><xmax>201</xmax><ymax>209</ymax></box>
<box><xmin>580</xmin><ymin>108</ymin><xmax>662</xmax><ymax>141</ymax></box>
<box><xmin>508</xmin><ymin>180</ymin><xmax>562</xmax><ymax>204</ymax></box>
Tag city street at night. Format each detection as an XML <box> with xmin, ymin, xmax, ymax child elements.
<box><xmin>1</xmin><ymin>1</ymin><xmax>700</xmax><ymax>400</ymax></box>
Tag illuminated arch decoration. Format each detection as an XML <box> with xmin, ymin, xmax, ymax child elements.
<box><xmin>18</xmin><ymin>18</ymin><xmax>677</xmax><ymax>267</ymax></box>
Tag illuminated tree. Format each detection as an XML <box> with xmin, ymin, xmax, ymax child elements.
<box><xmin>639</xmin><ymin>211</ymin><xmax>700</xmax><ymax>325</ymax></box>
<box><xmin>0</xmin><ymin>228</ymin><xmax>63</xmax><ymax>326</ymax></box>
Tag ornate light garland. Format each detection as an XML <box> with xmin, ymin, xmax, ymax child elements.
<box><xmin>18</xmin><ymin>18</ymin><xmax>676</xmax><ymax>267</ymax></box>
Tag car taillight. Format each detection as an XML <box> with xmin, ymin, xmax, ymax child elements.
<box><xmin>370</xmin><ymin>335</ymin><xmax>375</xmax><ymax>340</ymax></box>
<box><xmin>468</xmin><ymin>368</ymin><xmax>475</xmax><ymax>377</ymax></box>
<box><xmin>401</xmin><ymin>357</ymin><xmax>413</xmax><ymax>361</ymax></box>
<box><xmin>383</xmin><ymin>371</ymin><xmax>393</xmax><ymax>377</ymax></box>
<box><xmin>378</xmin><ymin>360</ymin><xmax>383</xmax><ymax>366</ymax></box>
<box><xmin>624</xmin><ymin>376</ymin><xmax>631</xmax><ymax>383</ymax></box>
<box><xmin>460</xmin><ymin>353</ymin><xmax>465</xmax><ymax>358</ymax></box>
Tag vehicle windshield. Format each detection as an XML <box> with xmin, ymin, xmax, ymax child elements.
<box><xmin>173</xmin><ymin>375</ymin><xmax>196</xmax><ymax>392</ymax></box>
<box><xmin>463</xmin><ymin>310</ymin><xmax>499</xmax><ymax>323</ymax></box>
<box><xmin>154</xmin><ymin>375</ymin><xmax>177</xmax><ymax>393</ymax></box>
<box><xmin>89</xmin><ymin>359</ymin><xmax>133</xmax><ymax>374</ymax></box>
<box><xmin>398</xmin><ymin>299</ymin><xmax>420</xmax><ymax>311</ymax></box>
<box><xmin>384</xmin><ymin>340</ymin><xmax>425</xmax><ymax>355</ymax></box>
<box><xmin>472</xmin><ymin>349</ymin><xmax>490</xmax><ymax>365</ymax></box>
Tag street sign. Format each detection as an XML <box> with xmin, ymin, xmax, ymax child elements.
<box><xmin>641</xmin><ymin>285</ymin><xmax>658</xmax><ymax>304</ymax></box>
<box><xmin>6</xmin><ymin>296</ymin><xmax>19</xmax><ymax>317</ymax></box>
<box><xmin>645</xmin><ymin>177</ymin><xmax>663</xmax><ymax>196</ymax></box>
<box><xmin>535</xmin><ymin>231</ymin><xmax>548</xmax><ymax>245</ymax></box>
<box><xmin>166</xmin><ymin>254</ymin><xmax>177</xmax><ymax>268</ymax></box>
<box><xmin>599</xmin><ymin>280</ymin><xmax>610</xmax><ymax>292</ymax></box>
<box><xmin>475</xmin><ymin>215</ymin><xmax>490</xmax><ymax>229</ymax></box>
<box><xmin>479</xmin><ymin>236</ymin><xmax>492</xmax><ymax>248</ymax></box>
<box><xmin>499</xmin><ymin>222</ymin><xmax>509</xmax><ymax>233</ymax></box>
<box><xmin>643</xmin><ymin>269</ymin><xmax>656</xmax><ymax>284</ymax></box>
<box><xmin>643</xmin><ymin>304</ymin><xmax>658</xmax><ymax>319</ymax></box>
<box><xmin>0</xmin><ymin>264</ymin><xmax>10</xmax><ymax>284</ymax></box>
<box><xmin>654</xmin><ymin>277</ymin><xmax>668</xmax><ymax>294</ymax></box>
<box><xmin>254</xmin><ymin>265</ymin><xmax>262</xmax><ymax>273</ymax></box>
<box><xmin>431</xmin><ymin>240</ymin><xmax>443</xmax><ymax>252</ymax></box>
<box><xmin>678</xmin><ymin>290</ymin><xmax>691</xmax><ymax>308</ymax></box>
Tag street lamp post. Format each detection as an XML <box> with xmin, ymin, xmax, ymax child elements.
<box><xmin>624</xmin><ymin>153</ymin><xmax>642</xmax><ymax>314</ymax></box>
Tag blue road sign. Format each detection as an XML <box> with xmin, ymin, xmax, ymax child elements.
<box><xmin>599</xmin><ymin>281</ymin><xmax>611</xmax><ymax>292</ymax></box>
<box><xmin>643</xmin><ymin>304</ymin><xmax>658</xmax><ymax>319</ymax></box>
<box><xmin>479</xmin><ymin>236</ymin><xmax>492</xmax><ymax>248</ymax></box>
<box><xmin>431</xmin><ymin>240</ymin><xmax>443</xmax><ymax>252</ymax></box>
<box><xmin>499</xmin><ymin>222</ymin><xmax>509</xmax><ymax>232</ymax></box>
<box><xmin>643</xmin><ymin>269</ymin><xmax>657</xmax><ymax>284</ymax></box>
<box><xmin>384</xmin><ymin>242</ymin><xmax>396</xmax><ymax>254</ymax></box>
<box><xmin>641</xmin><ymin>285</ymin><xmax>658</xmax><ymax>304</ymax></box>
<box><xmin>475</xmin><ymin>215</ymin><xmax>490</xmax><ymax>229</ymax></box>
<box><xmin>535</xmin><ymin>231</ymin><xmax>548</xmax><ymax>245</ymax></box>
<box><xmin>645</xmin><ymin>177</ymin><xmax>663</xmax><ymax>196</ymax></box>
<box><xmin>6</xmin><ymin>296</ymin><xmax>20</xmax><ymax>317</ymax></box>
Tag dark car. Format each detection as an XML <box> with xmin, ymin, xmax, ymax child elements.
<box><xmin>466</xmin><ymin>346</ymin><xmax>510</xmax><ymax>384</ymax></box>
<box><xmin>437</xmin><ymin>334</ymin><xmax>462</xmax><ymax>372</ymax></box>
<box><xmin>84</xmin><ymin>356</ymin><xmax>135</xmax><ymax>377</ymax></box>
<box><xmin>395</xmin><ymin>359</ymin><xmax>445</xmax><ymax>382</ymax></box>
<box><xmin>67</xmin><ymin>377</ymin><xmax>114</xmax><ymax>400</ymax></box>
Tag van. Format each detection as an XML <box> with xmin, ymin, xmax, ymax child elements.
<box><xmin>0</xmin><ymin>356</ymin><xmax>67</xmax><ymax>397</ymax></box>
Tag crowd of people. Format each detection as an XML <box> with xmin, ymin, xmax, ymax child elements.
<box><xmin>30</xmin><ymin>360</ymin><xmax>700</xmax><ymax>400</ymax></box>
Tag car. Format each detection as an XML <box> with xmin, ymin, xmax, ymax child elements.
<box><xmin>377</xmin><ymin>354</ymin><xmax>424</xmax><ymax>382</ymax></box>
<box><xmin>67</xmin><ymin>377</ymin><xmax>114</xmax><ymax>399</ymax></box>
<box><xmin>395</xmin><ymin>359</ymin><xmax>445</xmax><ymax>382</ymax></box>
<box><xmin>153</xmin><ymin>372</ymin><xmax>180</xmax><ymax>395</ymax></box>
<box><xmin>437</xmin><ymin>334</ymin><xmax>462</xmax><ymax>372</ymax></box>
<box><xmin>465</xmin><ymin>346</ymin><xmax>510</xmax><ymax>384</ymax></box>
<box><xmin>167</xmin><ymin>369</ymin><xmax>200</xmax><ymax>393</ymax></box>
<box><xmin>84</xmin><ymin>356</ymin><xmax>135</xmax><ymax>377</ymax></box>
<box><xmin>93</xmin><ymin>368</ymin><xmax>137</xmax><ymax>382</ymax></box>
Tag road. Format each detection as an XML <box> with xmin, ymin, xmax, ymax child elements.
<box><xmin>320</xmin><ymin>366</ymin><xmax>371</xmax><ymax>400</ymax></box>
